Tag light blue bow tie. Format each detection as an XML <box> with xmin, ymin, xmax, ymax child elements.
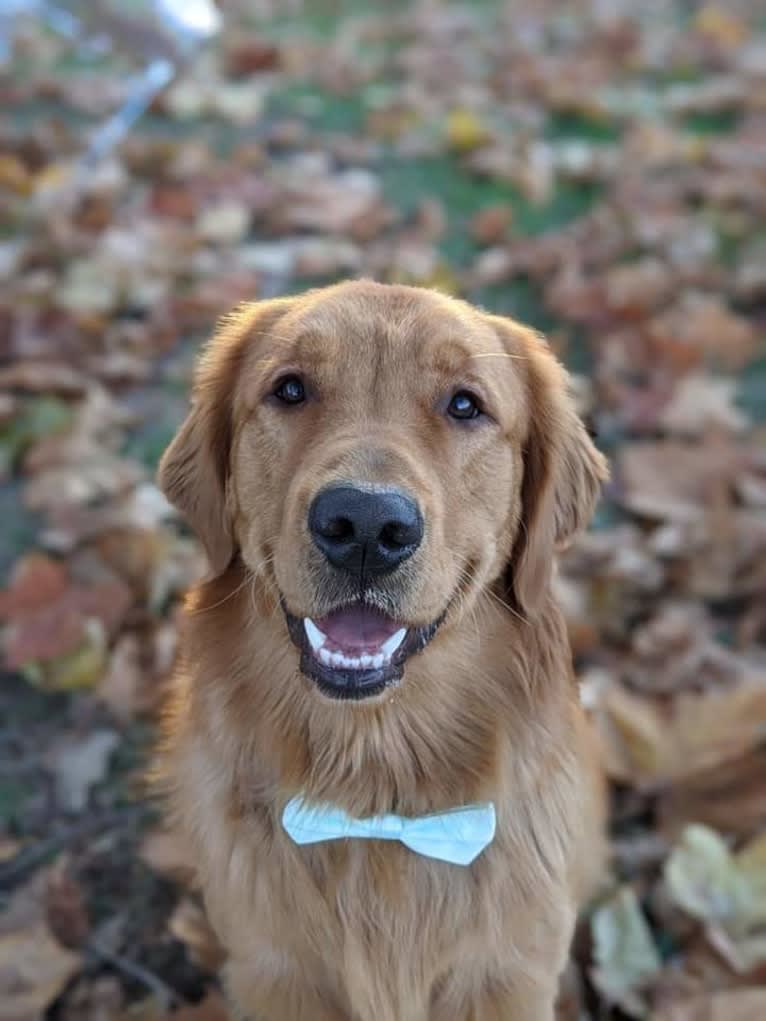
<box><xmin>282</xmin><ymin>796</ymin><xmax>496</xmax><ymax>866</ymax></box>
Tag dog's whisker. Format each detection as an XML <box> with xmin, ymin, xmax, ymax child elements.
<box><xmin>188</xmin><ymin>572</ymin><xmax>253</xmax><ymax>615</ymax></box>
<box><xmin>468</xmin><ymin>352</ymin><xmax>528</xmax><ymax>360</ymax></box>
<box><xmin>485</xmin><ymin>587</ymin><xmax>527</xmax><ymax>625</ymax></box>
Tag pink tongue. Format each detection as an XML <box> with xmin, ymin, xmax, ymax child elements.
<box><xmin>318</xmin><ymin>606</ymin><xmax>401</xmax><ymax>651</ymax></box>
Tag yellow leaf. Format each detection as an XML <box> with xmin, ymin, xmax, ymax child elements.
<box><xmin>445</xmin><ymin>109</ymin><xmax>488</xmax><ymax>152</ymax></box>
<box><xmin>0</xmin><ymin>154</ymin><xmax>32</xmax><ymax>196</ymax></box>
<box><xmin>31</xmin><ymin>624</ymin><xmax>108</xmax><ymax>692</ymax></box>
<box><xmin>694</xmin><ymin>6</ymin><xmax>748</xmax><ymax>47</ymax></box>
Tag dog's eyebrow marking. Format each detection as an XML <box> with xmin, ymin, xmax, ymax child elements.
<box><xmin>251</xmin><ymin>330</ymin><xmax>297</xmax><ymax>346</ymax></box>
<box><xmin>253</xmin><ymin>353</ymin><xmax>295</xmax><ymax>375</ymax></box>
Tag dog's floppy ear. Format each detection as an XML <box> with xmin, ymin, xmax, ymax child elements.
<box><xmin>493</xmin><ymin>318</ymin><xmax>609</xmax><ymax>618</ymax></box>
<box><xmin>158</xmin><ymin>299</ymin><xmax>290</xmax><ymax>576</ymax></box>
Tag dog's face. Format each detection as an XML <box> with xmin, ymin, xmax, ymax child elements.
<box><xmin>159</xmin><ymin>282</ymin><xmax>606</xmax><ymax>702</ymax></box>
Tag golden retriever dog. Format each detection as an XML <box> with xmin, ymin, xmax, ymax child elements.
<box><xmin>157</xmin><ymin>280</ymin><xmax>608</xmax><ymax>1021</ymax></box>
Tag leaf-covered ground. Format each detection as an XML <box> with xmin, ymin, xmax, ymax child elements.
<box><xmin>1</xmin><ymin>2</ymin><xmax>765</xmax><ymax>1019</ymax></box>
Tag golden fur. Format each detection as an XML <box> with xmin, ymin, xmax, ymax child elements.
<box><xmin>157</xmin><ymin>280</ymin><xmax>609</xmax><ymax>1021</ymax></box>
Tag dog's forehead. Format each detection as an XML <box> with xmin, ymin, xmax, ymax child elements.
<box><xmin>267</xmin><ymin>287</ymin><xmax>505</xmax><ymax>365</ymax></box>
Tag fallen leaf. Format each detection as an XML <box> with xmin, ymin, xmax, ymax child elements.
<box><xmin>0</xmin><ymin>873</ymin><xmax>82</xmax><ymax>1021</ymax></box>
<box><xmin>57</xmin><ymin>975</ymin><xmax>124</xmax><ymax>1021</ymax></box>
<box><xmin>665</xmin><ymin>825</ymin><xmax>766</xmax><ymax>971</ymax></box>
<box><xmin>658</xmin><ymin>746</ymin><xmax>766</xmax><ymax>839</ymax></box>
<box><xmin>46</xmin><ymin>729</ymin><xmax>120</xmax><ymax>813</ymax></box>
<box><xmin>470</xmin><ymin>205</ymin><xmax>511</xmax><ymax>245</ymax></box>
<box><xmin>593</xmin><ymin>677</ymin><xmax>766</xmax><ymax>787</ymax></box>
<box><xmin>0</xmin><ymin>553</ymin><xmax>68</xmax><ymax>618</ymax></box>
<box><xmin>0</xmin><ymin>918</ymin><xmax>82</xmax><ymax>1021</ymax></box>
<box><xmin>445</xmin><ymin>109</ymin><xmax>489</xmax><ymax>152</ymax></box>
<box><xmin>591</xmin><ymin>886</ymin><xmax>662</xmax><ymax>1017</ymax></box>
<box><xmin>693</xmin><ymin>6</ymin><xmax>749</xmax><ymax>49</ymax></box>
<box><xmin>195</xmin><ymin>202</ymin><xmax>251</xmax><ymax>245</ymax></box>
<box><xmin>619</xmin><ymin>440</ymin><xmax>746</xmax><ymax>523</ymax></box>
<box><xmin>648</xmin><ymin>295</ymin><xmax>758</xmax><ymax>373</ymax></box>
<box><xmin>660</xmin><ymin>374</ymin><xmax>748</xmax><ymax>436</ymax></box>
<box><xmin>46</xmin><ymin>861</ymin><xmax>90</xmax><ymax>950</ymax></box>
<box><xmin>652</xmin><ymin>988</ymin><xmax>766</xmax><ymax>1021</ymax></box>
<box><xmin>604</xmin><ymin>258</ymin><xmax>674</xmax><ymax>315</ymax></box>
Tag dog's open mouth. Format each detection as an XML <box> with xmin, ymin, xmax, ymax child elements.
<box><xmin>284</xmin><ymin>603</ymin><xmax>443</xmax><ymax>700</ymax></box>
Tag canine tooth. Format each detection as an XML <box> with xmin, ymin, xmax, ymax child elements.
<box><xmin>319</xmin><ymin>647</ymin><xmax>333</xmax><ymax>666</ymax></box>
<box><xmin>380</xmin><ymin>628</ymin><xmax>407</xmax><ymax>658</ymax></box>
<box><xmin>371</xmin><ymin>653</ymin><xmax>384</xmax><ymax>670</ymax></box>
<box><xmin>304</xmin><ymin>618</ymin><xmax>326</xmax><ymax>652</ymax></box>
<box><xmin>360</xmin><ymin>654</ymin><xmax>373</xmax><ymax>668</ymax></box>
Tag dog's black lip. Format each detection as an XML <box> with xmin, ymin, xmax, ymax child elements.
<box><xmin>282</xmin><ymin>599</ymin><xmax>444</xmax><ymax>701</ymax></box>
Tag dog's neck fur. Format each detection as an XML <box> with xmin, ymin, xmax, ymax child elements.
<box><xmin>171</xmin><ymin>561</ymin><xmax>577</xmax><ymax>820</ymax></box>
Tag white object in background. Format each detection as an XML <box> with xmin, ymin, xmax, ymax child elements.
<box><xmin>3</xmin><ymin>0</ymin><xmax>222</xmax><ymax>198</ymax></box>
<box><xmin>153</xmin><ymin>0</ymin><xmax>221</xmax><ymax>47</ymax></box>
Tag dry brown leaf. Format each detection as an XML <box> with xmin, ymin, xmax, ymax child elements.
<box><xmin>660</xmin><ymin>374</ymin><xmax>748</xmax><ymax>437</ymax></box>
<box><xmin>0</xmin><ymin>553</ymin><xmax>68</xmax><ymax>618</ymax></box>
<box><xmin>594</xmin><ymin>678</ymin><xmax>766</xmax><ymax>787</ymax></box>
<box><xmin>604</xmin><ymin>258</ymin><xmax>674</xmax><ymax>315</ymax></box>
<box><xmin>619</xmin><ymin>440</ymin><xmax>746</xmax><ymax>523</ymax></box>
<box><xmin>626</xmin><ymin>602</ymin><xmax>758</xmax><ymax>693</ymax></box>
<box><xmin>653</xmin><ymin>987</ymin><xmax>766</xmax><ymax>1021</ymax></box>
<box><xmin>0</xmin><ymin>919</ymin><xmax>82</xmax><ymax>1021</ymax></box>
<box><xmin>0</xmin><ymin>873</ymin><xmax>82</xmax><ymax>1021</ymax></box>
<box><xmin>46</xmin><ymin>862</ymin><xmax>90</xmax><ymax>950</ymax></box>
<box><xmin>648</xmin><ymin>295</ymin><xmax>758</xmax><ymax>372</ymax></box>
<box><xmin>57</xmin><ymin>975</ymin><xmax>124</xmax><ymax>1021</ymax></box>
<box><xmin>658</xmin><ymin>746</ymin><xmax>766</xmax><ymax>840</ymax></box>
<box><xmin>470</xmin><ymin>205</ymin><xmax>512</xmax><ymax>245</ymax></box>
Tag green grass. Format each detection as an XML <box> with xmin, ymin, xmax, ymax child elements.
<box><xmin>545</xmin><ymin>111</ymin><xmax>622</xmax><ymax>144</ymax></box>
<box><xmin>381</xmin><ymin>154</ymin><xmax>603</xmax><ymax>264</ymax></box>
<box><xmin>683</xmin><ymin>110</ymin><xmax>742</xmax><ymax>135</ymax></box>
<box><xmin>737</xmin><ymin>355</ymin><xmax>766</xmax><ymax>423</ymax></box>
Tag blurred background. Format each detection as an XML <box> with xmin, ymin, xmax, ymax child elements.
<box><xmin>0</xmin><ymin>1</ymin><xmax>765</xmax><ymax>1019</ymax></box>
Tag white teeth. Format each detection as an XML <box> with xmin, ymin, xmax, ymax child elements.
<box><xmin>380</xmin><ymin>628</ymin><xmax>407</xmax><ymax>659</ymax></box>
<box><xmin>304</xmin><ymin>618</ymin><xmax>326</xmax><ymax>652</ymax></box>
<box><xmin>308</xmin><ymin>624</ymin><xmax>409</xmax><ymax>674</ymax></box>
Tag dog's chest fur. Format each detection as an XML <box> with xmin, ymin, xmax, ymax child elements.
<box><xmin>179</xmin><ymin>732</ymin><xmax>579</xmax><ymax>1021</ymax></box>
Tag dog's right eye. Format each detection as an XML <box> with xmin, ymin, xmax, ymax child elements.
<box><xmin>273</xmin><ymin>375</ymin><xmax>306</xmax><ymax>405</ymax></box>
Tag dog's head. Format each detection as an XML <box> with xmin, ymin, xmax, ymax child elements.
<box><xmin>159</xmin><ymin>281</ymin><xmax>607</xmax><ymax>702</ymax></box>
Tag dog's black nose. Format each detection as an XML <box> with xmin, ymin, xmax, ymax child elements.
<box><xmin>308</xmin><ymin>486</ymin><xmax>423</xmax><ymax>576</ymax></box>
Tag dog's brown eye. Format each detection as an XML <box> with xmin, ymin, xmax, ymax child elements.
<box><xmin>447</xmin><ymin>391</ymin><xmax>482</xmax><ymax>420</ymax></box>
<box><xmin>274</xmin><ymin>376</ymin><xmax>306</xmax><ymax>405</ymax></box>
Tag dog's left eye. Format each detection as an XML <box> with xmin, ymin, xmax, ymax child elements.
<box><xmin>447</xmin><ymin>391</ymin><xmax>482</xmax><ymax>420</ymax></box>
<box><xmin>273</xmin><ymin>376</ymin><xmax>306</xmax><ymax>405</ymax></box>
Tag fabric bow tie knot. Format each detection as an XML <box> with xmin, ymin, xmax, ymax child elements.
<box><xmin>282</xmin><ymin>796</ymin><xmax>496</xmax><ymax>866</ymax></box>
